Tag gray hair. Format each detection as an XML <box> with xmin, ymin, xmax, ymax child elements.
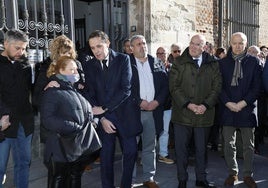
<box><xmin>232</xmin><ymin>32</ymin><xmax>247</xmax><ymax>43</ymax></box>
<box><xmin>4</xmin><ymin>29</ymin><xmax>28</xmax><ymax>43</ymax></box>
<box><xmin>130</xmin><ymin>35</ymin><xmax>146</xmax><ymax>46</ymax></box>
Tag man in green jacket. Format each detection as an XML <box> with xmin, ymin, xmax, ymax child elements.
<box><xmin>169</xmin><ymin>34</ymin><xmax>221</xmax><ymax>188</ymax></box>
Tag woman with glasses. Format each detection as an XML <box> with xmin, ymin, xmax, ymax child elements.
<box><xmin>167</xmin><ymin>43</ymin><xmax>182</xmax><ymax>64</ymax></box>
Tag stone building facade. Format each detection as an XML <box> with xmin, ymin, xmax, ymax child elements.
<box><xmin>259</xmin><ymin>0</ymin><xmax>268</xmax><ymax>47</ymax></box>
<box><xmin>128</xmin><ymin>0</ymin><xmax>268</xmax><ymax>55</ymax></box>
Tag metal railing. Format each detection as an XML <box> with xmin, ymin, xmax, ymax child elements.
<box><xmin>227</xmin><ymin>0</ymin><xmax>260</xmax><ymax>45</ymax></box>
<box><xmin>0</xmin><ymin>0</ymin><xmax>73</xmax><ymax>62</ymax></box>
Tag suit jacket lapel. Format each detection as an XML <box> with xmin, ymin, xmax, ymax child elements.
<box><xmin>92</xmin><ymin>58</ymin><xmax>102</xmax><ymax>70</ymax></box>
<box><xmin>108</xmin><ymin>49</ymin><xmax>115</xmax><ymax>68</ymax></box>
<box><xmin>148</xmin><ymin>56</ymin><xmax>155</xmax><ymax>73</ymax></box>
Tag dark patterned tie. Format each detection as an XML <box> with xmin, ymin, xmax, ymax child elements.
<box><xmin>193</xmin><ymin>59</ymin><xmax>199</xmax><ymax>66</ymax></box>
<box><xmin>102</xmin><ymin>60</ymin><xmax>108</xmax><ymax>78</ymax></box>
<box><xmin>102</xmin><ymin>60</ymin><xmax>108</xmax><ymax>71</ymax></box>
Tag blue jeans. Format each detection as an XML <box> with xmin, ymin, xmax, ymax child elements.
<box><xmin>0</xmin><ymin>124</ymin><xmax>33</xmax><ymax>188</ymax></box>
<box><xmin>159</xmin><ymin>109</ymin><xmax>171</xmax><ymax>157</ymax></box>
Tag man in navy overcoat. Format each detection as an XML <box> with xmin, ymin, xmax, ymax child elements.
<box><xmin>82</xmin><ymin>30</ymin><xmax>142</xmax><ymax>188</ymax></box>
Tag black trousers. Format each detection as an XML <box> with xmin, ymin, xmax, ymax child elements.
<box><xmin>46</xmin><ymin>158</ymin><xmax>84</xmax><ymax>188</ymax></box>
<box><xmin>174</xmin><ymin>124</ymin><xmax>210</xmax><ymax>181</ymax></box>
<box><xmin>46</xmin><ymin>151</ymin><xmax>100</xmax><ymax>188</ymax></box>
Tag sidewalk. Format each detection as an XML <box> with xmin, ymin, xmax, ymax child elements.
<box><xmin>4</xmin><ymin>139</ymin><xmax>268</xmax><ymax>188</ymax></box>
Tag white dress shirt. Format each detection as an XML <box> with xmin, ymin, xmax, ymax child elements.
<box><xmin>193</xmin><ymin>55</ymin><xmax>203</xmax><ymax>67</ymax></box>
<box><xmin>99</xmin><ymin>56</ymin><xmax>109</xmax><ymax>69</ymax></box>
<box><xmin>136</xmin><ymin>58</ymin><xmax>155</xmax><ymax>102</ymax></box>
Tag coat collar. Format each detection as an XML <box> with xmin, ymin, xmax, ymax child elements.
<box><xmin>92</xmin><ymin>48</ymin><xmax>116</xmax><ymax>69</ymax></box>
<box><xmin>179</xmin><ymin>47</ymin><xmax>216</xmax><ymax>66</ymax></box>
<box><xmin>130</xmin><ymin>54</ymin><xmax>154</xmax><ymax>68</ymax></box>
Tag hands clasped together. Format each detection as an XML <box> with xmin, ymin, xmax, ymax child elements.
<box><xmin>140</xmin><ymin>100</ymin><xmax>159</xmax><ymax>111</ymax></box>
<box><xmin>225</xmin><ymin>100</ymin><xmax>247</xmax><ymax>112</ymax></box>
<box><xmin>187</xmin><ymin>103</ymin><xmax>207</xmax><ymax>115</ymax></box>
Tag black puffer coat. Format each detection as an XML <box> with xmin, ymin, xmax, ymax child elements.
<box><xmin>40</xmin><ymin>75</ymin><xmax>93</xmax><ymax>162</ymax></box>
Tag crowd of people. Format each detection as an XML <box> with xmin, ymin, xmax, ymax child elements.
<box><xmin>0</xmin><ymin>29</ymin><xmax>267</xmax><ymax>188</ymax></box>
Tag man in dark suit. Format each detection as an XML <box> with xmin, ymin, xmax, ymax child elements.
<box><xmin>129</xmin><ymin>35</ymin><xmax>168</xmax><ymax>188</ymax></box>
<box><xmin>82</xmin><ymin>30</ymin><xmax>142</xmax><ymax>188</ymax></box>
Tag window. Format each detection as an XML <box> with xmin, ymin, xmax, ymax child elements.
<box><xmin>227</xmin><ymin>0</ymin><xmax>259</xmax><ymax>45</ymax></box>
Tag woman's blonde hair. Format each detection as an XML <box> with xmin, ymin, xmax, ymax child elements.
<box><xmin>47</xmin><ymin>35</ymin><xmax>77</xmax><ymax>77</ymax></box>
<box><xmin>49</xmin><ymin>35</ymin><xmax>77</xmax><ymax>61</ymax></box>
<box><xmin>47</xmin><ymin>56</ymin><xmax>75</xmax><ymax>78</ymax></box>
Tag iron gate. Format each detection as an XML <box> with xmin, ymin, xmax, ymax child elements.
<box><xmin>0</xmin><ymin>0</ymin><xmax>74</xmax><ymax>61</ymax></box>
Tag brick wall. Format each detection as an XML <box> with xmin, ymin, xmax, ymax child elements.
<box><xmin>195</xmin><ymin>0</ymin><xmax>218</xmax><ymax>46</ymax></box>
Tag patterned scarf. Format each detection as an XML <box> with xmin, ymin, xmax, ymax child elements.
<box><xmin>231</xmin><ymin>51</ymin><xmax>246</xmax><ymax>86</ymax></box>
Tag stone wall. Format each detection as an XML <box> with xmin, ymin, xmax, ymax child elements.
<box><xmin>128</xmin><ymin>0</ymin><xmax>268</xmax><ymax>55</ymax></box>
<box><xmin>259</xmin><ymin>0</ymin><xmax>268</xmax><ymax>46</ymax></box>
<box><xmin>128</xmin><ymin>0</ymin><xmax>218</xmax><ymax>54</ymax></box>
<box><xmin>129</xmin><ymin>0</ymin><xmax>196</xmax><ymax>55</ymax></box>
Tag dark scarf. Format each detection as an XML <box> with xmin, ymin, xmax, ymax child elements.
<box><xmin>231</xmin><ymin>51</ymin><xmax>246</xmax><ymax>86</ymax></box>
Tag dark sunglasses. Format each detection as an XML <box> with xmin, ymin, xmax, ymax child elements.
<box><xmin>173</xmin><ymin>50</ymin><xmax>181</xmax><ymax>53</ymax></box>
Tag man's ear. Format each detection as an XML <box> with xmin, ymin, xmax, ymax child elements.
<box><xmin>107</xmin><ymin>40</ymin><xmax>111</xmax><ymax>48</ymax></box>
<box><xmin>229</xmin><ymin>40</ymin><xmax>232</xmax><ymax>46</ymax></box>
<box><xmin>3</xmin><ymin>40</ymin><xmax>8</xmax><ymax>48</ymax></box>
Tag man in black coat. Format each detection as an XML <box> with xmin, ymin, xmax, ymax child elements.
<box><xmin>0</xmin><ymin>29</ymin><xmax>34</xmax><ymax>187</ymax></box>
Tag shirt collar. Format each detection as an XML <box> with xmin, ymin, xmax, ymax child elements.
<box><xmin>193</xmin><ymin>54</ymin><xmax>202</xmax><ymax>60</ymax></box>
<box><xmin>99</xmin><ymin>56</ymin><xmax>109</xmax><ymax>66</ymax></box>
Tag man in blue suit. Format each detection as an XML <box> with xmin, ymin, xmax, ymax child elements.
<box><xmin>129</xmin><ymin>35</ymin><xmax>168</xmax><ymax>188</ymax></box>
<box><xmin>82</xmin><ymin>30</ymin><xmax>142</xmax><ymax>188</ymax></box>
